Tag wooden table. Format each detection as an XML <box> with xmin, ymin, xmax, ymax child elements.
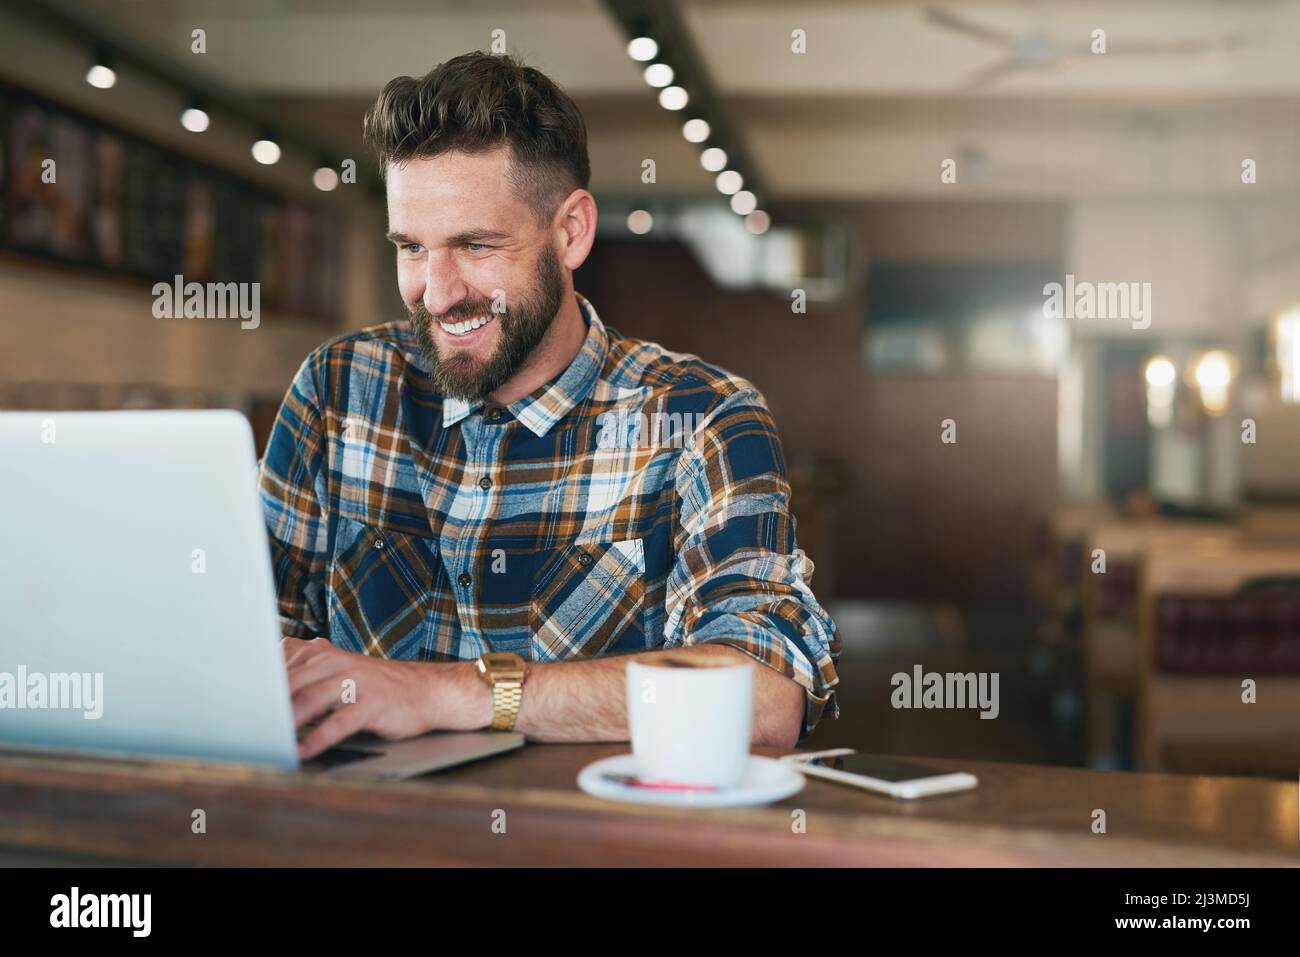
<box><xmin>1</xmin><ymin>744</ymin><xmax>1296</xmax><ymax>866</ymax></box>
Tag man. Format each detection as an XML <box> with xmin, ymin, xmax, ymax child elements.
<box><xmin>259</xmin><ymin>51</ymin><xmax>840</xmax><ymax>761</ymax></box>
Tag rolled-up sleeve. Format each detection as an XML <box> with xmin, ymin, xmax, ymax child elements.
<box><xmin>665</xmin><ymin>386</ymin><xmax>841</xmax><ymax>740</ymax></box>
<box><xmin>257</xmin><ymin>356</ymin><xmax>330</xmax><ymax>639</ymax></box>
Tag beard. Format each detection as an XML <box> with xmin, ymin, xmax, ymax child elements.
<box><xmin>407</xmin><ymin>243</ymin><xmax>567</xmax><ymax>402</ymax></box>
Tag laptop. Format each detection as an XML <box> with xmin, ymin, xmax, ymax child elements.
<box><xmin>0</xmin><ymin>410</ymin><xmax>523</xmax><ymax>779</ymax></box>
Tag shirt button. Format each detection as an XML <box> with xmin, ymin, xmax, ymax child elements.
<box><xmin>577</xmin><ymin>550</ymin><xmax>593</xmax><ymax>567</ymax></box>
<box><xmin>486</xmin><ymin>407</ymin><xmax>503</xmax><ymax>421</ymax></box>
<box><xmin>373</xmin><ymin>536</ymin><xmax>385</xmax><ymax>550</ymax></box>
<box><xmin>478</xmin><ymin>476</ymin><xmax>492</xmax><ymax>490</ymax></box>
<box><xmin>458</xmin><ymin>572</ymin><xmax>472</xmax><ymax>587</ymax></box>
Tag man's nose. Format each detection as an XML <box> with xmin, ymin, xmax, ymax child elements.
<box><xmin>421</xmin><ymin>253</ymin><xmax>470</xmax><ymax>317</ymax></box>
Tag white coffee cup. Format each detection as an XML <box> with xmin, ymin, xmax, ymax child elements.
<box><xmin>626</xmin><ymin>652</ymin><xmax>754</xmax><ymax>788</ymax></box>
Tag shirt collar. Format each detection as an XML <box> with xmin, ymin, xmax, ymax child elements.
<box><xmin>442</xmin><ymin>292</ymin><xmax>609</xmax><ymax>437</ymax></box>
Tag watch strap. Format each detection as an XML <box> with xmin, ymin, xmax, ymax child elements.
<box><xmin>490</xmin><ymin>676</ymin><xmax>524</xmax><ymax>731</ymax></box>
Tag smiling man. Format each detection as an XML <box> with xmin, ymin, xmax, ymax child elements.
<box><xmin>258</xmin><ymin>51</ymin><xmax>840</xmax><ymax>761</ymax></box>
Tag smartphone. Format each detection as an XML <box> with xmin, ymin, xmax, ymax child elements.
<box><xmin>782</xmin><ymin>749</ymin><xmax>978</xmax><ymax>799</ymax></box>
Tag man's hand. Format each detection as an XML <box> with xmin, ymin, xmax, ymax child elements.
<box><xmin>282</xmin><ymin>637</ymin><xmax>490</xmax><ymax>760</ymax></box>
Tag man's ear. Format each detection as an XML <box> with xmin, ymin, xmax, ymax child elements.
<box><xmin>557</xmin><ymin>190</ymin><xmax>597</xmax><ymax>272</ymax></box>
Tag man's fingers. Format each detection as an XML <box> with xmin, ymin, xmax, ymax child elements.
<box><xmin>297</xmin><ymin>700</ymin><xmax>368</xmax><ymax>761</ymax></box>
<box><xmin>291</xmin><ymin>673</ymin><xmax>355</xmax><ymax>731</ymax></box>
<box><xmin>286</xmin><ymin>645</ymin><xmax>352</xmax><ymax>695</ymax></box>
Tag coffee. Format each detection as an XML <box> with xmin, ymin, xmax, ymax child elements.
<box><xmin>647</xmin><ymin>651</ymin><xmax>735</xmax><ymax>668</ymax></box>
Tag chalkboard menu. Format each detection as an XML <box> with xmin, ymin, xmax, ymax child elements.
<box><xmin>0</xmin><ymin>80</ymin><xmax>341</xmax><ymax>324</ymax></box>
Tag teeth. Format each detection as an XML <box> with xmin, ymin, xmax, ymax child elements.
<box><xmin>439</xmin><ymin>314</ymin><xmax>494</xmax><ymax>336</ymax></box>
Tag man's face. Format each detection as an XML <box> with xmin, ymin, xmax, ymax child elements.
<box><xmin>386</xmin><ymin>148</ymin><xmax>566</xmax><ymax>400</ymax></box>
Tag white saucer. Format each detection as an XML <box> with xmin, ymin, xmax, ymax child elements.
<box><xmin>576</xmin><ymin>753</ymin><xmax>805</xmax><ymax>808</ymax></box>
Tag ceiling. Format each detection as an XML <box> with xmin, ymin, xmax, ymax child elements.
<box><xmin>38</xmin><ymin>0</ymin><xmax>1300</xmax><ymax>200</ymax></box>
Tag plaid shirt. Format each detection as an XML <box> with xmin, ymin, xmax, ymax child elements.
<box><xmin>257</xmin><ymin>293</ymin><xmax>841</xmax><ymax>738</ymax></box>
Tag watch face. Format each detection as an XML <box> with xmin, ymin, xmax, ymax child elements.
<box><xmin>482</xmin><ymin>652</ymin><xmax>526</xmax><ymax>679</ymax></box>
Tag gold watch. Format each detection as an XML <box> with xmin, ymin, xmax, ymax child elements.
<box><xmin>475</xmin><ymin>651</ymin><xmax>527</xmax><ymax>731</ymax></box>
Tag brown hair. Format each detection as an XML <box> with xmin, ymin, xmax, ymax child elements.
<box><xmin>363</xmin><ymin>51</ymin><xmax>590</xmax><ymax>227</ymax></box>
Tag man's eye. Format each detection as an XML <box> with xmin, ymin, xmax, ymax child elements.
<box><xmin>465</xmin><ymin>242</ymin><xmax>487</xmax><ymax>252</ymax></box>
<box><xmin>401</xmin><ymin>243</ymin><xmax>423</xmax><ymax>255</ymax></box>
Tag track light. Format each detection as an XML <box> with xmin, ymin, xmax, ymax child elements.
<box><xmin>180</xmin><ymin>96</ymin><xmax>210</xmax><ymax>133</ymax></box>
<box><xmin>627</xmin><ymin>37</ymin><xmax>659</xmax><ymax>61</ymax></box>
<box><xmin>251</xmin><ymin>131</ymin><xmax>281</xmax><ymax>165</ymax></box>
<box><xmin>313</xmin><ymin>160</ymin><xmax>339</xmax><ymax>191</ymax></box>
<box><xmin>85</xmin><ymin>46</ymin><xmax>116</xmax><ymax>89</ymax></box>
<box><xmin>682</xmin><ymin>118</ymin><xmax>710</xmax><ymax>143</ymax></box>
<box><xmin>658</xmin><ymin>86</ymin><xmax>688</xmax><ymax>111</ymax></box>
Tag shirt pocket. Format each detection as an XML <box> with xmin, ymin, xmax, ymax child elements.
<box><xmin>327</xmin><ymin>515</ymin><xmax>445</xmax><ymax>660</ymax></box>
<box><xmin>529</xmin><ymin>537</ymin><xmax>646</xmax><ymax>661</ymax></box>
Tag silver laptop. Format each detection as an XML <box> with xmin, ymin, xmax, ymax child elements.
<box><xmin>0</xmin><ymin>410</ymin><xmax>523</xmax><ymax>779</ymax></box>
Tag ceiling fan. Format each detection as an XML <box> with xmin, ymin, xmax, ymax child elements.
<box><xmin>924</xmin><ymin>4</ymin><xmax>1248</xmax><ymax>90</ymax></box>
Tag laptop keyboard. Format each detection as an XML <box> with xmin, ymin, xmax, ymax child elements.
<box><xmin>301</xmin><ymin>743</ymin><xmax>386</xmax><ymax>771</ymax></box>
